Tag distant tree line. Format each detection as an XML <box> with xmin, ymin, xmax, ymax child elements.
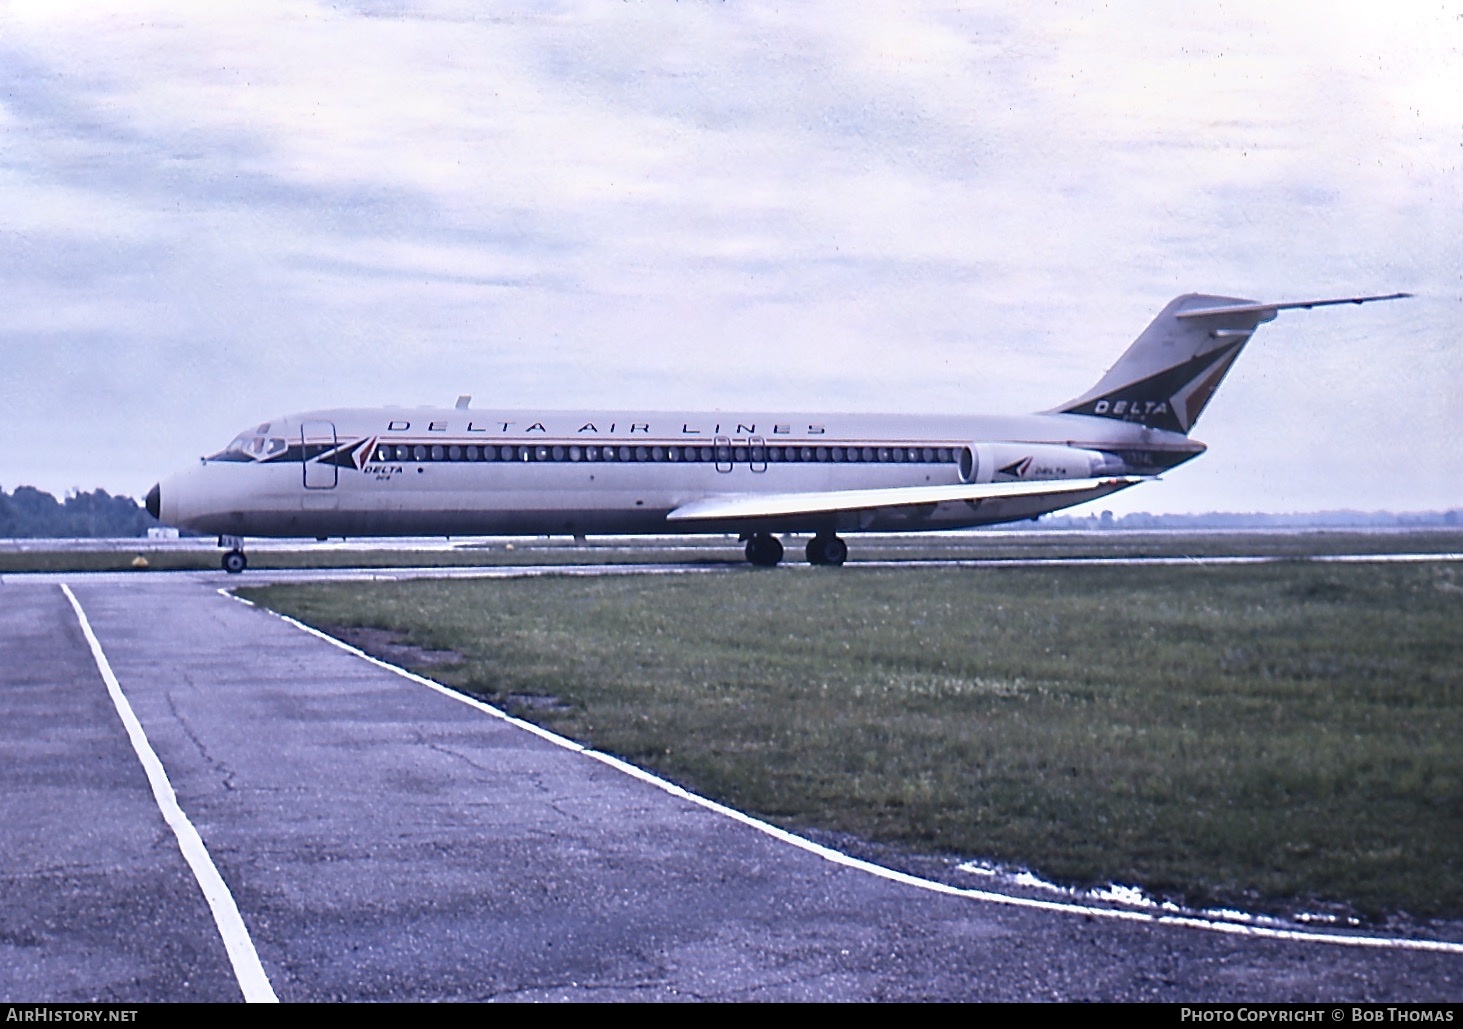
<box><xmin>1033</xmin><ymin>508</ymin><xmax>1461</xmax><ymax>530</ymax></box>
<box><xmin>0</xmin><ymin>486</ymin><xmax>157</xmax><ymax>538</ymax></box>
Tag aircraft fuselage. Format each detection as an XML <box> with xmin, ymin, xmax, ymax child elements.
<box><xmin>155</xmin><ymin>407</ymin><xmax>1196</xmax><ymax>539</ymax></box>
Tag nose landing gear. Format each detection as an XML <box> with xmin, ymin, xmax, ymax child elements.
<box><xmin>219</xmin><ymin>535</ymin><xmax>248</xmax><ymax>574</ymax></box>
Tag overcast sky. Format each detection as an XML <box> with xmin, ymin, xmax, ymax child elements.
<box><xmin>2</xmin><ymin>0</ymin><xmax>1459</xmax><ymax>515</ymax></box>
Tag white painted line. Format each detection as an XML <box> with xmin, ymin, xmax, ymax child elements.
<box><xmin>225</xmin><ymin>590</ymin><xmax>1463</xmax><ymax>957</ymax></box>
<box><xmin>578</xmin><ymin>752</ymin><xmax>1463</xmax><ymax>954</ymax></box>
<box><xmin>62</xmin><ymin>584</ymin><xmax>279</xmax><ymax>1003</ymax></box>
<box><xmin>238</xmin><ymin>594</ymin><xmax>594</xmax><ymax>753</ymax></box>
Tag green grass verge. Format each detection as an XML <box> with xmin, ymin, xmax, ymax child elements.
<box><xmin>243</xmin><ymin>561</ymin><xmax>1463</xmax><ymax>922</ymax></box>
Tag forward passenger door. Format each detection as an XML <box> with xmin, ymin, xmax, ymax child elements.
<box><xmin>301</xmin><ymin>421</ymin><xmax>338</xmax><ymax>489</ymax></box>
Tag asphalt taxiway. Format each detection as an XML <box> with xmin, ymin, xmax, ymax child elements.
<box><xmin>3</xmin><ymin>568</ymin><xmax>1460</xmax><ymax>1002</ymax></box>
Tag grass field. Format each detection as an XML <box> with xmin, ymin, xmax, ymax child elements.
<box><xmin>239</xmin><ymin>557</ymin><xmax>1463</xmax><ymax>924</ymax></box>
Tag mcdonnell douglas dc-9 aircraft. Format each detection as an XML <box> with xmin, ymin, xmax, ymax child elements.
<box><xmin>147</xmin><ymin>292</ymin><xmax>1408</xmax><ymax>572</ymax></box>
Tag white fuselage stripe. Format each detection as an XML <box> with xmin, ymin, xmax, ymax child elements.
<box><xmin>61</xmin><ymin>584</ymin><xmax>279</xmax><ymax>1003</ymax></box>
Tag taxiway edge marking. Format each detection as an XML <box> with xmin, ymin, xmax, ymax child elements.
<box><xmin>62</xmin><ymin>584</ymin><xmax>279</xmax><ymax>1003</ymax></box>
<box><xmin>224</xmin><ymin>588</ymin><xmax>1463</xmax><ymax>957</ymax></box>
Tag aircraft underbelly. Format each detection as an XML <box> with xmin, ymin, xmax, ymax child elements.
<box><xmin>278</xmin><ymin>482</ymin><xmax>1116</xmax><ymax>538</ymax></box>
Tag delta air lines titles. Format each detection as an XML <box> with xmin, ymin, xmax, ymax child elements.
<box><xmin>380</xmin><ymin>417</ymin><xmax>829</xmax><ymax>438</ymax></box>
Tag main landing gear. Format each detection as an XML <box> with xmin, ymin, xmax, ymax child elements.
<box><xmin>743</xmin><ymin>532</ymin><xmax>848</xmax><ymax>568</ymax></box>
<box><xmin>219</xmin><ymin>535</ymin><xmax>248</xmax><ymax>574</ymax></box>
<box><xmin>745</xmin><ymin>533</ymin><xmax>784</xmax><ymax>568</ymax></box>
<box><xmin>805</xmin><ymin>532</ymin><xmax>848</xmax><ymax>567</ymax></box>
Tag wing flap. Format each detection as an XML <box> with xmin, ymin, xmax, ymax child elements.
<box><xmin>665</xmin><ymin>476</ymin><xmax>1147</xmax><ymax>523</ymax></box>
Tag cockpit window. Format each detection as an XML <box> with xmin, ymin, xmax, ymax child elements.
<box><xmin>208</xmin><ymin>432</ymin><xmax>289</xmax><ymax>462</ymax></box>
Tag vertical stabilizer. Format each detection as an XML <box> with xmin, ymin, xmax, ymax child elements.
<box><xmin>1053</xmin><ymin>292</ymin><xmax>1409</xmax><ymax>435</ymax></box>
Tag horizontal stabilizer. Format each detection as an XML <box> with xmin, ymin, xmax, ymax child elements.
<box><xmin>666</xmin><ymin>476</ymin><xmax>1147</xmax><ymax>523</ymax></box>
<box><xmin>1175</xmin><ymin>292</ymin><xmax>1413</xmax><ymax>320</ymax></box>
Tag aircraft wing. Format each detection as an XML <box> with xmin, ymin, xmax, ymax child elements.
<box><xmin>665</xmin><ymin>475</ymin><xmax>1147</xmax><ymax>523</ymax></box>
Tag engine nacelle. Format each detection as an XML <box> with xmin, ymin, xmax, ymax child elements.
<box><xmin>959</xmin><ymin>443</ymin><xmax>1125</xmax><ymax>484</ymax></box>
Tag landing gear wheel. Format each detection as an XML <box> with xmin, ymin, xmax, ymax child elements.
<box><xmin>222</xmin><ymin>550</ymin><xmax>248</xmax><ymax>574</ymax></box>
<box><xmin>745</xmin><ymin>533</ymin><xmax>784</xmax><ymax>568</ymax></box>
<box><xmin>806</xmin><ymin>534</ymin><xmax>848</xmax><ymax>567</ymax></box>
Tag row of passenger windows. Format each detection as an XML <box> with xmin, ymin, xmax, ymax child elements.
<box><xmin>373</xmin><ymin>443</ymin><xmax>960</xmax><ymax>466</ymax></box>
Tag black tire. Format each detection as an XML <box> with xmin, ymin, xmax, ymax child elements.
<box><xmin>805</xmin><ymin>537</ymin><xmax>826</xmax><ymax>565</ymax></box>
<box><xmin>822</xmin><ymin>536</ymin><xmax>848</xmax><ymax>566</ymax></box>
<box><xmin>807</xmin><ymin>534</ymin><xmax>847</xmax><ymax>567</ymax></box>
<box><xmin>745</xmin><ymin>533</ymin><xmax>784</xmax><ymax>567</ymax></box>
<box><xmin>222</xmin><ymin>550</ymin><xmax>247</xmax><ymax>574</ymax></box>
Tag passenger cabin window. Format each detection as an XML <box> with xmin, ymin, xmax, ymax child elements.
<box><xmin>370</xmin><ymin>440</ymin><xmax>967</xmax><ymax>468</ymax></box>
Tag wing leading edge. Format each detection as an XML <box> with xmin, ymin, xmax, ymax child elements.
<box><xmin>665</xmin><ymin>475</ymin><xmax>1148</xmax><ymax>523</ymax></box>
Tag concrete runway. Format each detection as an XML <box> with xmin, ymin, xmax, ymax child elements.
<box><xmin>3</xmin><ymin>570</ymin><xmax>1460</xmax><ymax>1002</ymax></box>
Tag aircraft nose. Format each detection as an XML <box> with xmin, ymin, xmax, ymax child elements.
<box><xmin>145</xmin><ymin>483</ymin><xmax>160</xmax><ymax>520</ymax></box>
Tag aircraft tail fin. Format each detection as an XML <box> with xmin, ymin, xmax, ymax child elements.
<box><xmin>1052</xmin><ymin>292</ymin><xmax>1410</xmax><ymax>435</ymax></box>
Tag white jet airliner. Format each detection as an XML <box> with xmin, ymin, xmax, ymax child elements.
<box><xmin>147</xmin><ymin>292</ymin><xmax>1408</xmax><ymax>572</ymax></box>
